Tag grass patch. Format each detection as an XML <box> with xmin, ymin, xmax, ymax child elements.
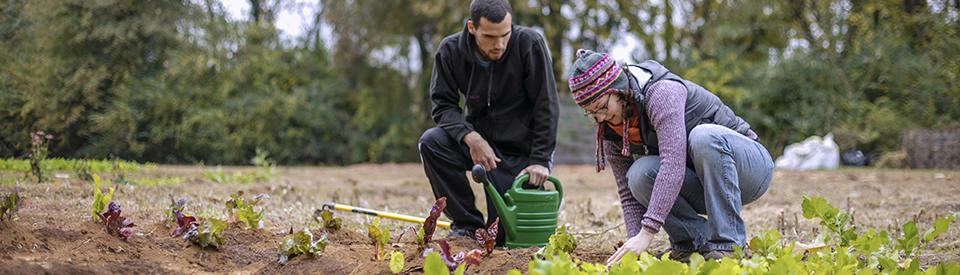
<box><xmin>0</xmin><ymin>158</ymin><xmax>156</xmax><ymax>173</ymax></box>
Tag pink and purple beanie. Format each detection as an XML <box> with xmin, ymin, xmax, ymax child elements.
<box><xmin>567</xmin><ymin>49</ymin><xmax>633</xmax><ymax>172</ymax></box>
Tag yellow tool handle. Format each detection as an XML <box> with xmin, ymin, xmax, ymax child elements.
<box><xmin>322</xmin><ymin>203</ymin><xmax>451</xmax><ymax>229</ymax></box>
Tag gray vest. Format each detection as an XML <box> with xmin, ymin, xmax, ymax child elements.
<box><xmin>603</xmin><ymin>60</ymin><xmax>753</xmax><ymax>155</ymax></box>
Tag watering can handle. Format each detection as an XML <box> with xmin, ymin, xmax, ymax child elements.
<box><xmin>512</xmin><ymin>174</ymin><xmax>564</xmax><ymax>208</ymax></box>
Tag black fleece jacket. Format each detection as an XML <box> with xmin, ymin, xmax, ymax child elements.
<box><xmin>429</xmin><ymin>22</ymin><xmax>559</xmax><ymax>167</ymax></box>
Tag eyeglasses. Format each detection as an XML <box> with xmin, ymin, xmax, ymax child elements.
<box><xmin>583</xmin><ymin>94</ymin><xmax>615</xmax><ymax>118</ymax></box>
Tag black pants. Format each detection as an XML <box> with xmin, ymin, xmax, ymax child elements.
<box><xmin>418</xmin><ymin>127</ymin><xmax>532</xmax><ymax>244</ymax></box>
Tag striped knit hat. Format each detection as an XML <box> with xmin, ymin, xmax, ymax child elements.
<box><xmin>568</xmin><ymin>49</ymin><xmax>630</xmax><ymax>106</ymax></box>
<box><xmin>567</xmin><ymin>49</ymin><xmax>633</xmax><ymax>172</ymax></box>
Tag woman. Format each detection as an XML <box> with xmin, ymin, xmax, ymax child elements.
<box><xmin>566</xmin><ymin>49</ymin><xmax>774</xmax><ymax>264</ymax></box>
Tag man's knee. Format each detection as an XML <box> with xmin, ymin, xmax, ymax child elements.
<box><xmin>419</xmin><ymin>128</ymin><xmax>449</xmax><ymax>153</ymax></box>
<box><xmin>627</xmin><ymin>157</ymin><xmax>659</xmax><ymax>205</ymax></box>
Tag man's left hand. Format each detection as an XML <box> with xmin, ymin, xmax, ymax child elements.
<box><xmin>517</xmin><ymin>164</ymin><xmax>549</xmax><ymax>186</ymax></box>
<box><xmin>606</xmin><ymin>229</ymin><xmax>654</xmax><ymax>267</ymax></box>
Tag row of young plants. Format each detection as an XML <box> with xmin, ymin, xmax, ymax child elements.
<box><xmin>86</xmin><ymin>174</ymin><xmax>273</xmax><ymax>249</ymax></box>
<box><xmin>0</xmin><ymin>158</ymin><xmax>154</xmax><ymax>175</ymax></box>
<box><xmin>479</xmin><ymin>196</ymin><xmax>960</xmax><ymax>275</ymax></box>
<box><xmin>199</xmin><ymin>148</ymin><xmax>276</xmax><ymax>185</ymax></box>
<box><xmin>1</xmin><ymin>132</ymin><xmax>274</xmax><ymax>185</ymax></box>
<box><xmin>0</xmin><ymin>157</ymin><xmax>271</xmax><ymax>186</ymax></box>
<box><xmin>3</xmin><ymin>177</ymin><xmax>959</xmax><ymax>274</ymax></box>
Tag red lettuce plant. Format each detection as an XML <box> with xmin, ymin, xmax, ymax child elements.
<box><xmin>474</xmin><ymin>217</ymin><xmax>500</xmax><ymax>255</ymax></box>
<box><xmin>97</xmin><ymin>202</ymin><xmax>135</xmax><ymax>240</ymax></box>
<box><xmin>433</xmin><ymin>239</ymin><xmax>485</xmax><ymax>271</ymax></box>
<box><xmin>416</xmin><ymin>197</ymin><xmax>447</xmax><ymax>251</ymax></box>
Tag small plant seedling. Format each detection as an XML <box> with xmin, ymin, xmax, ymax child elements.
<box><xmin>166</xmin><ymin>194</ymin><xmax>187</xmax><ymax>223</ymax></box>
<box><xmin>389</xmin><ymin>250</ymin><xmax>405</xmax><ymax>274</ymax></box>
<box><xmin>417</xmin><ymin>197</ymin><xmax>447</xmax><ymax>251</ymax></box>
<box><xmin>28</xmin><ymin>131</ymin><xmax>53</xmax><ymax>183</ymax></box>
<box><xmin>1</xmin><ymin>188</ymin><xmax>22</xmax><ymax>221</ymax></box>
<box><xmin>474</xmin><ymin>217</ymin><xmax>500</xmax><ymax>256</ymax></box>
<box><xmin>435</xmin><ymin>240</ymin><xmax>484</xmax><ymax>271</ymax></box>
<box><xmin>367</xmin><ymin>217</ymin><xmax>391</xmax><ymax>260</ymax></box>
<box><xmin>187</xmin><ymin>218</ymin><xmax>227</xmax><ymax>249</ymax></box>
<box><xmin>97</xmin><ymin>202</ymin><xmax>136</xmax><ymax>240</ymax></box>
<box><xmin>278</xmin><ymin>228</ymin><xmax>329</xmax><ymax>265</ymax></box>
<box><xmin>171</xmin><ymin>210</ymin><xmax>198</xmax><ymax>238</ymax></box>
<box><xmin>536</xmin><ymin>225</ymin><xmax>577</xmax><ymax>258</ymax></box>
<box><xmin>314</xmin><ymin>209</ymin><xmax>342</xmax><ymax>231</ymax></box>
<box><xmin>423</xmin><ymin>251</ymin><xmax>449</xmax><ymax>275</ymax></box>
<box><xmin>91</xmin><ymin>175</ymin><xmax>115</xmax><ymax>222</ymax></box>
<box><xmin>225</xmin><ymin>191</ymin><xmax>268</xmax><ymax>229</ymax></box>
<box><xmin>801</xmin><ymin>196</ymin><xmax>856</xmax><ymax>245</ymax></box>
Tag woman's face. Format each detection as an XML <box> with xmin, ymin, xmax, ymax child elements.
<box><xmin>582</xmin><ymin>93</ymin><xmax>624</xmax><ymax>125</ymax></box>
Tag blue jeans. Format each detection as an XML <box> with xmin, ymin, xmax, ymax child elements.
<box><xmin>627</xmin><ymin>124</ymin><xmax>774</xmax><ymax>252</ymax></box>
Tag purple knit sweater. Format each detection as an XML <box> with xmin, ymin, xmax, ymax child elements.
<box><xmin>607</xmin><ymin>79</ymin><xmax>757</xmax><ymax>237</ymax></box>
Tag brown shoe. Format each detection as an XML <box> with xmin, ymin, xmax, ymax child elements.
<box><xmin>655</xmin><ymin>248</ymin><xmax>694</xmax><ymax>263</ymax></box>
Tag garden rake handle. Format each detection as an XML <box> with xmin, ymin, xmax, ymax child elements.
<box><xmin>321</xmin><ymin>202</ymin><xmax>452</xmax><ymax>229</ymax></box>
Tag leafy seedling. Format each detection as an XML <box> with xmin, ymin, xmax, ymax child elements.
<box><xmin>187</xmin><ymin>218</ymin><xmax>227</xmax><ymax>249</ymax></box>
<box><xmin>368</xmin><ymin>217</ymin><xmax>391</xmax><ymax>260</ymax></box>
<box><xmin>433</xmin><ymin>240</ymin><xmax>483</xmax><ymax>272</ymax></box>
<box><xmin>474</xmin><ymin>217</ymin><xmax>500</xmax><ymax>255</ymax></box>
<box><xmin>417</xmin><ymin>197</ymin><xmax>447</xmax><ymax>251</ymax></box>
<box><xmin>536</xmin><ymin>225</ymin><xmax>577</xmax><ymax>257</ymax></box>
<box><xmin>423</xmin><ymin>251</ymin><xmax>449</xmax><ymax>275</ymax></box>
<box><xmin>97</xmin><ymin>202</ymin><xmax>136</xmax><ymax>240</ymax></box>
<box><xmin>1</xmin><ymin>188</ymin><xmax>22</xmax><ymax>221</ymax></box>
<box><xmin>438</xmin><ymin>240</ymin><xmax>464</xmax><ymax>269</ymax></box>
<box><xmin>314</xmin><ymin>209</ymin><xmax>342</xmax><ymax>231</ymax></box>
<box><xmin>897</xmin><ymin>213</ymin><xmax>957</xmax><ymax>258</ymax></box>
<box><xmin>91</xmin><ymin>175</ymin><xmax>115</xmax><ymax>222</ymax></box>
<box><xmin>170</xmin><ymin>210</ymin><xmax>198</xmax><ymax>238</ymax></box>
<box><xmin>278</xmin><ymin>228</ymin><xmax>329</xmax><ymax>265</ymax></box>
<box><xmin>166</xmin><ymin>194</ymin><xmax>187</xmax><ymax>223</ymax></box>
<box><xmin>225</xmin><ymin>191</ymin><xmax>268</xmax><ymax>229</ymax></box>
<box><xmin>389</xmin><ymin>250</ymin><xmax>405</xmax><ymax>274</ymax></box>
<box><xmin>748</xmin><ymin>229</ymin><xmax>782</xmax><ymax>257</ymax></box>
<box><xmin>801</xmin><ymin>196</ymin><xmax>856</xmax><ymax>245</ymax></box>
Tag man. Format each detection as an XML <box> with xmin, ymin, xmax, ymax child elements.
<box><xmin>418</xmin><ymin>0</ymin><xmax>559</xmax><ymax>243</ymax></box>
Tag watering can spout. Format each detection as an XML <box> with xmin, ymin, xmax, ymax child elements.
<box><xmin>471</xmin><ymin>165</ymin><xmax>514</xmax><ymax>234</ymax></box>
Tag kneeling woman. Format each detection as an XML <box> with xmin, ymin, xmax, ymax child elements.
<box><xmin>566</xmin><ymin>50</ymin><xmax>774</xmax><ymax>264</ymax></box>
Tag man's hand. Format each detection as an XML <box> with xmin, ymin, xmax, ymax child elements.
<box><xmin>517</xmin><ymin>164</ymin><xmax>549</xmax><ymax>186</ymax></box>
<box><xmin>463</xmin><ymin>132</ymin><xmax>500</xmax><ymax>171</ymax></box>
<box><xmin>606</xmin><ymin>229</ymin><xmax>654</xmax><ymax>267</ymax></box>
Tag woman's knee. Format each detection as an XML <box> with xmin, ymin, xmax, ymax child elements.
<box><xmin>627</xmin><ymin>157</ymin><xmax>660</xmax><ymax>204</ymax></box>
<box><xmin>688</xmin><ymin>124</ymin><xmax>741</xmax><ymax>160</ymax></box>
<box><xmin>688</xmin><ymin>124</ymin><xmax>725</xmax><ymax>151</ymax></box>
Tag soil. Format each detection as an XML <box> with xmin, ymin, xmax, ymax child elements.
<box><xmin>0</xmin><ymin>165</ymin><xmax>958</xmax><ymax>274</ymax></box>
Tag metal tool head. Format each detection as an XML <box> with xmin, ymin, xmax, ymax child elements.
<box><xmin>471</xmin><ymin>164</ymin><xmax>488</xmax><ymax>184</ymax></box>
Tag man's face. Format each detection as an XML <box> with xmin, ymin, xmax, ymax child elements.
<box><xmin>468</xmin><ymin>13</ymin><xmax>512</xmax><ymax>61</ymax></box>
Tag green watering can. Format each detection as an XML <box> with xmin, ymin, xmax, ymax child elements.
<box><xmin>471</xmin><ymin>164</ymin><xmax>563</xmax><ymax>248</ymax></box>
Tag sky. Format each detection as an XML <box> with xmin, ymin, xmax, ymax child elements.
<box><xmin>218</xmin><ymin>0</ymin><xmax>640</xmax><ymax>63</ymax></box>
<box><xmin>220</xmin><ymin>0</ymin><xmax>317</xmax><ymax>42</ymax></box>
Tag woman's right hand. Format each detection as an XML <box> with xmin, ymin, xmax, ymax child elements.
<box><xmin>464</xmin><ymin>132</ymin><xmax>501</xmax><ymax>171</ymax></box>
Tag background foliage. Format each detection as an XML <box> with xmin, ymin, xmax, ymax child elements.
<box><xmin>1</xmin><ymin>0</ymin><xmax>958</xmax><ymax>164</ymax></box>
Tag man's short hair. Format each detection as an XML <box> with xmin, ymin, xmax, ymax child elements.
<box><xmin>470</xmin><ymin>0</ymin><xmax>512</xmax><ymax>26</ymax></box>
